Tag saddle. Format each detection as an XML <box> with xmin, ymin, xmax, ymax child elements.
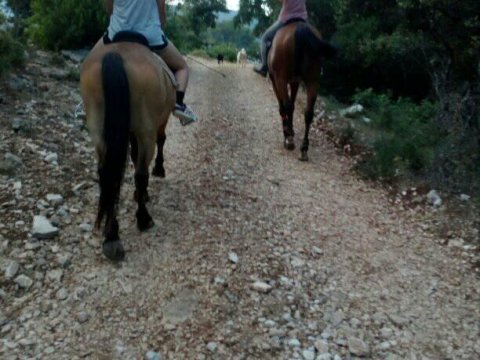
<box><xmin>104</xmin><ymin>31</ymin><xmax>177</xmax><ymax>88</ymax></box>
<box><xmin>266</xmin><ymin>18</ymin><xmax>307</xmax><ymax>49</ymax></box>
<box><xmin>282</xmin><ymin>18</ymin><xmax>306</xmax><ymax>27</ymax></box>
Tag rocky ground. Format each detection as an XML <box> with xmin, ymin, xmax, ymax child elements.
<box><xmin>0</xmin><ymin>51</ymin><xmax>479</xmax><ymax>359</ymax></box>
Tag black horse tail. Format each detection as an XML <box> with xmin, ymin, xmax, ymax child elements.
<box><xmin>295</xmin><ymin>23</ymin><xmax>337</xmax><ymax>75</ymax></box>
<box><xmin>96</xmin><ymin>52</ymin><xmax>131</xmax><ymax>228</ymax></box>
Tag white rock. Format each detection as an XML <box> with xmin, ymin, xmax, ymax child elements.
<box><xmin>316</xmin><ymin>354</ymin><xmax>332</xmax><ymax>360</ymax></box>
<box><xmin>4</xmin><ymin>152</ymin><xmax>22</xmax><ymax>165</ymax></box>
<box><xmin>77</xmin><ymin>312</ymin><xmax>90</xmax><ymax>323</ymax></box>
<box><xmin>19</xmin><ymin>338</ymin><xmax>37</xmax><ymax>347</ymax></box>
<box><xmin>312</xmin><ymin>246</ymin><xmax>323</xmax><ymax>255</ymax></box>
<box><xmin>379</xmin><ymin>341</ymin><xmax>391</xmax><ymax>350</ymax></box>
<box><xmin>426</xmin><ymin>190</ymin><xmax>442</xmax><ymax>207</ymax></box>
<box><xmin>340</xmin><ymin>104</ymin><xmax>364</xmax><ymax>117</ymax></box>
<box><xmin>380</xmin><ymin>327</ymin><xmax>393</xmax><ymax>338</ymax></box>
<box><xmin>206</xmin><ymin>342</ymin><xmax>218</xmax><ymax>352</ymax></box>
<box><xmin>47</xmin><ymin>269</ymin><xmax>63</xmax><ymax>282</ymax></box>
<box><xmin>13</xmin><ymin>181</ymin><xmax>22</xmax><ymax>190</ymax></box>
<box><xmin>264</xmin><ymin>320</ymin><xmax>276</xmax><ymax>328</ymax></box>
<box><xmin>347</xmin><ymin>337</ymin><xmax>370</xmax><ymax>357</ymax></box>
<box><xmin>251</xmin><ymin>281</ymin><xmax>272</xmax><ymax>293</ymax></box>
<box><xmin>449</xmin><ymin>238</ymin><xmax>464</xmax><ymax>248</ymax></box>
<box><xmin>115</xmin><ymin>344</ymin><xmax>125</xmax><ymax>356</ymax></box>
<box><xmin>32</xmin><ymin>216</ymin><xmax>59</xmax><ymax>239</ymax></box>
<box><xmin>15</xmin><ymin>221</ymin><xmax>25</xmax><ymax>228</ymax></box>
<box><xmin>145</xmin><ymin>350</ymin><xmax>162</xmax><ymax>360</ymax></box>
<box><xmin>45</xmin><ymin>153</ymin><xmax>58</xmax><ymax>163</ymax></box>
<box><xmin>228</xmin><ymin>251</ymin><xmax>238</xmax><ymax>264</ymax></box>
<box><xmin>214</xmin><ymin>276</ymin><xmax>225</xmax><ymax>285</ymax></box>
<box><xmin>314</xmin><ymin>339</ymin><xmax>329</xmax><ymax>353</ymax></box>
<box><xmin>331</xmin><ymin>310</ymin><xmax>344</xmax><ymax>327</ymax></box>
<box><xmin>5</xmin><ymin>261</ymin><xmax>19</xmax><ymax>278</ymax></box>
<box><xmin>56</xmin><ymin>288</ymin><xmax>68</xmax><ymax>300</ymax></box>
<box><xmin>46</xmin><ymin>194</ymin><xmax>64</xmax><ymax>206</ymax></box>
<box><xmin>291</xmin><ymin>257</ymin><xmax>305</xmax><ymax>267</ymax></box>
<box><xmin>288</xmin><ymin>338</ymin><xmax>301</xmax><ymax>348</ymax></box>
<box><xmin>302</xmin><ymin>349</ymin><xmax>316</xmax><ymax>360</ymax></box>
<box><xmin>460</xmin><ymin>194</ymin><xmax>470</xmax><ymax>201</ymax></box>
<box><xmin>14</xmin><ymin>275</ymin><xmax>33</xmax><ymax>289</ymax></box>
<box><xmin>57</xmin><ymin>254</ymin><xmax>71</xmax><ymax>268</ymax></box>
<box><xmin>321</xmin><ymin>329</ymin><xmax>332</xmax><ymax>340</ymax></box>
<box><xmin>79</xmin><ymin>223</ymin><xmax>92</xmax><ymax>233</ymax></box>
<box><xmin>72</xmin><ymin>182</ymin><xmax>87</xmax><ymax>195</ymax></box>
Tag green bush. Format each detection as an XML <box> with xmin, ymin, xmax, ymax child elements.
<box><xmin>27</xmin><ymin>0</ymin><xmax>107</xmax><ymax>50</ymax></box>
<box><xmin>0</xmin><ymin>15</ymin><xmax>25</xmax><ymax>76</ymax></box>
<box><xmin>189</xmin><ymin>49</ymin><xmax>210</xmax><ymax>59</ymax></box>
<box><xmin>206</xmin><ymin>43</ymin><xmax>237</xmax><ymax>62</ymax></box>
<box><xmin>353</xmin><ymin>89</ymin><xmax>439</xmax><ymax>180</ymax></box>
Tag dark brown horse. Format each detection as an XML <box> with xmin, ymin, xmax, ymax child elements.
<box><xmin>80</xmin><ymin>34</ymin><xmax>176</xmax><ymax>261</ymax></box>
<box><xmin>268</xmin><ymin>21</ymin><xmax>336</xmax><ymax>161</ymax></box>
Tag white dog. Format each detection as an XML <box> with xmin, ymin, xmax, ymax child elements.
<box><xmin>236</xmin><ymin>48</ymin><xmax>247</xmax><ymax>67</ymax></box>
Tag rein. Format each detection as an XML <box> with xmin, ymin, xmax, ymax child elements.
<box><xmin>185</xmin><ymin>55</ymin><xmax>227</xmax><ymax>78</ymax></box>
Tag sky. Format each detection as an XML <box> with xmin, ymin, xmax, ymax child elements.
<box><xmin>170</xmin><ymin>1</ymin><xmax>239</xmax><ymax>11</ymax></box>
<box><xmin>226</xmin><ymin>0</ymin><xmax>240</xmax><ymax>11</ymax></box>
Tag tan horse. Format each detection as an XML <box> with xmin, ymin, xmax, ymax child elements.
<box><xmin>80</xmin><ymin>37</ymin><xmax>175</xmax><ymax>261</ymax></box>
<box><xmin>268</xmin><ymin>22</ymin><xmax>335</xmax><ymax>161</ymax></box>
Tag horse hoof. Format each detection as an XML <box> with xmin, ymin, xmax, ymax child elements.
<box><xmin>152</xmin><ymin>166</ymin><xmax>165</xmax><ymax>178</ymax></box>
<box><xmin>300</xmin><ymin>151</ymin><xmax>309</xmax><ymax>162</ymax></box>
<box><xmin>284</xmin><ymin>140</ymin><xmax>295</xmax><ymax>151</ymax></box>
<box><xmin>102</xmin><ymin>240</ymin><xmax>125</xmax><ymax>261</ymax></box>
<box><xmin>137</xmin><ymin>217</ymin><xmax>155</xmax><ymax>232</ymax></box>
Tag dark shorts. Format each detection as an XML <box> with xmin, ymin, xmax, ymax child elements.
<box><xmin>103</xmin><ymin>32</ymin><xmax>169</xmax><ymax>51</ymax></box>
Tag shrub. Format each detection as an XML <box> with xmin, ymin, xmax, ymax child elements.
<box><xmin>27</xmin><ymin>0</ymin><xmax>107</xmax><ymax>50</ymax></box>
<box><xmin>352</xmin><ymin>89</ymin><xmax>439</xmax><ymax>180</ymax></box>
<box><xmin>206</xmin><ymin>43</ymin><xmax>237</xmax><ymax>62</ymax></box>
<box><xmin>189</xmin><ymin>49</ymin><xmax>210</xmax><ymax>59</ymax></box>
<box><xmin>0</xmin><ymin>15</ymin><xmax>25</xmax><ymax>76</ymax></box>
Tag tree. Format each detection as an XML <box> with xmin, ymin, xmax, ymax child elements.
<box><xmin>27</xmin><ymin>0</ymin><xmax>107</xmax><ymax>50</ymax></box>
<box><xmin>235</xmin><ymin>0</ymin><xmax>280</xmax><ymax>35</ymax></box>
<box><xmin>182</xmin><ymin>0</ymin><xmax>227</xmax><ymax>33</ymax></box>
<box><xmin>6</xmin><ymin>0</ymin><xmax>32</xmax><ymax>37</ymax></box>
<box><xmin>164</xmin><ymin>0</ymin><xmax>228</xmax><ymax>52</ymax></box>
<box><xmin>7</xmin><ymin>0</ymin><xmax>31</xmax><ymax>18</ymax></box>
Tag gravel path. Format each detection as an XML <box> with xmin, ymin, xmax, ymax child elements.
<box><xmin>0</xmin><ymin>56</ymin><xmax>479</xmax><ymax>359</ymax></box>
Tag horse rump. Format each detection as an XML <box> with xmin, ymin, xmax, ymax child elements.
<box><xmin>96</xmin><ymin>52</ymin><xmax>131</xmax><ymax>229</ymax></box>
<box><xmin>295</xmin><ymin>23</ymin><xmax>337</xmax><ymax>62</ymax></box>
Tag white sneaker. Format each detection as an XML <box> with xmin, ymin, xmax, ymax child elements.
<box><xmin>174</xmin><ymin>103</ymin><xmax>198</xmax><ymax>126</ymax></box>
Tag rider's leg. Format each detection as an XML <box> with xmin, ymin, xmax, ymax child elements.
<box><xmin>155</xmin><ymin>42</ymin><xmax>198</xmax><ymax>125</ymax></box>
<box><xmin>155</xmin><ymin>42</ymin><xmax>188</xmax><ymax>96</ymax></box>
<box><xmin>255</xmin><ymin>20</ymin><xmax>283</xmax><ymax>75</ymax></box>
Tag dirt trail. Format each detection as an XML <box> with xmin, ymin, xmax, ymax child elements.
<box><xmin>0</xmin><ymin>57</ymin><xmax>479</xmax><ymax>359</ymax></box>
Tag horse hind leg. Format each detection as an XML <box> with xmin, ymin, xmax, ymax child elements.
<box><xmin>130</xmin><ymin>135</ymin><xmax>151</xmax><ymax>203</ymax></box>
<box><xmin>134</xmin><ymin>143</ymin><xmax>155</xmax><ymax>231</ymax></box>
<box><xmin>152</xmin><ymin>128</ymin><xmax>166</xmax><ymax>178</ymax></box>
<box><xmin>95</xmin><ymin>133</ymin><xmax>126</xmax><ymax>261</ymax></box>
<box><xmin>300</xmin><ymin>84</ymin><xmax>317</xmax><ymax>162</ymax></box>
<box><xmin>97</xmin><ymin>163</ymin><xmax>125</xmax><ymax>261</ymax></box>
<box><xmin>274</xmin><ymin>78</ymin><xmax>295</xmax><ymax>150</ymax></box>
<box><xmin>102</xmin><ymin>213</ymin><xmax>124</xmax><ymax>261</ymax></box>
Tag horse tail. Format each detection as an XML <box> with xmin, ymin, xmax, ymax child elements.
<box><xmin>294</xmin><ymin>23</ymin><xmax>336</xmax><ymax>75</ymax></box>
<box><xmin>96</xmin><ymin>52</ymin><xmax>131</xmax><ymax>228</ymax></box>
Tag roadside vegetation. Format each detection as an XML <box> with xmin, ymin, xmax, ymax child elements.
<box><xmin>238</xmin><ymin>0</ymin><xmax>480</xmax><ymax>197</ymax></box>
<box><xmin>1</xmin><ymin>0</ymin><xmax>479</xmax><ymax>197</ymax></box>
